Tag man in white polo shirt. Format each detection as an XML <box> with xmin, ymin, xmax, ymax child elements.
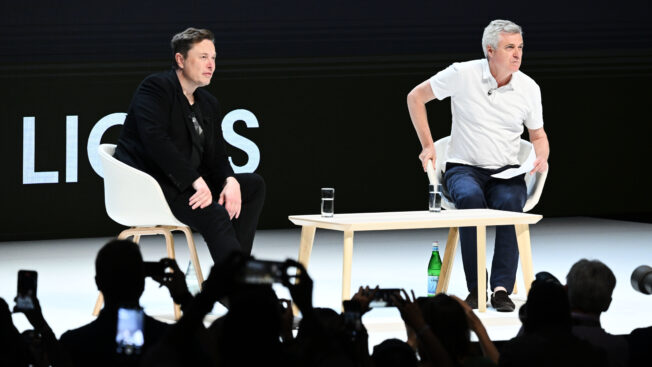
<box><xmin>406</xmin><ymin>19</ymin><xmax>550</xmax><ymax>312</ymax></box>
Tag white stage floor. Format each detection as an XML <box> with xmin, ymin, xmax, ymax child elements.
<box><xmin>1</xmin><ymin>217</ymin><xmax>651</xmax><ymax>349</ymax></box>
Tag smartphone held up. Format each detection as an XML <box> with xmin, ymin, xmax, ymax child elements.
<box><xmin>369</xmin><ymin>288</ymin><xmax>402</xmax><ymax>308</ymax></box>
<box><xmin>239</xmin><ymin>259</ymin><xmax>287</xmax><ymax>285</ymax></box>
<box><xmin>15</xmin><ymin>270</ymin><xmax>38</xmax><ymax>312</ymax></box>
<box><xmin>116</xmin><ymin>307</ymin><xmax>145</xmax><ymax>355</ymax></box>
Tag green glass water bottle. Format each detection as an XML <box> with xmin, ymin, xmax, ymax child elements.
<box><xmin>427</xmin><ymin>242</ymin><xmax>442</xmax><ymax>297</ymax></box>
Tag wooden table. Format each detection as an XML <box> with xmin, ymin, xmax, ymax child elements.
<box><xmin>289</xmin><ymin>209</ymin><xmax>542</xmax><ymax>312</ymax></box>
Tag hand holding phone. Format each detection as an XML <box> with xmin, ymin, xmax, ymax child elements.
<box><xmin>145</xmin><ymin>259</ymin><xmax>192</xmax><ymax>305</ymax></box>
<box><xmin>143</xmin><ymin>260</ymin><xmax>171</xmax><ymax>282</ymax></box>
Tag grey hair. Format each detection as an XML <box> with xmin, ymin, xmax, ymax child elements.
<box><xmin>481</xmin><ymin>19</ymin><xmax>522</xmax><ymax>58</ymax></box>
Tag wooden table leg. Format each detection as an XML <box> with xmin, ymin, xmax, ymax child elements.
<box><xmin>294</xmin><ymin>226</ymin><xmax>316</xmax><ymax>316</ymax></box>
<box><xmin>515</xmin><ymin>224</ymin><xmax>534</xmax><ymax>295</ymax></box>
<box><xmin>342</xmin><ymin>230</ymin><xmax>355</xmax><ymax>306</ymax></box>
<box><xmin>437</xmin><ymin>227</ymin><xmax>459</xmax><ymax>294</ymax></box>
<box><xmin>476</xmin><ymin>225</ymin><xmax>487</xmax><ymax>312</ymax></box>
<box><xmin>297</xmin><ymin>226</ymin><xmax>316</xmax><ymax>269</ymax></box>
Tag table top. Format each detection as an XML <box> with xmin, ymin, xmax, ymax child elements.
<box><xmin>288</xmin><ymin>209</ymin><xmax>542</xmax><ymax>231</ymax></box>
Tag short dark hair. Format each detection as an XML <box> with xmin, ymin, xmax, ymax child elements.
<box><xmin>524</xmin><ymin>281</ymin><xmax>571</xmax><ymax>334</ymax></box>
<box><xmin>95</xmin><ymin>239</ymin><xmax>145</xmax><ymax>304</ymax></box>
<box><xmin>372</xmin><ymin>338</ymin><xmax>418</xmax><ymax>367</ymax></box>
<box><xmin>418</xmin><ymin>294</ymin><xmax>469</xmax><ymax>361</ymax></box>
<box><xmin>170</xmin><ymin>27</ymin><xmax>215</xmax><ymax>69</ymax></box>
<box><xmin>566</xmin><ymin>259</ymin><xmax>616</xmax><ymax>314</ymax></box>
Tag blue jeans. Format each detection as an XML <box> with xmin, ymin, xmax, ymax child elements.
<box><xmin>443</xmin><ymin>163</ymin><xmax>526</xmax><ymax>294</ymax></box>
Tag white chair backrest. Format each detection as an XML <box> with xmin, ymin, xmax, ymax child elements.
<box><xmin>98</xmin><ymin>144</ymin><xmax>185</xmax><ymax>227</ymax></box>
<box><xmin>426</xmin><ymin>136</ymin><xmax>547</xmax><ymax>212</ymax></box>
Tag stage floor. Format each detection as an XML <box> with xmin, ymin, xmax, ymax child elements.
<box><xmin>1</xmin><ymin>217</ymin><xmax>651</xmax><ymax>349</ymax></box>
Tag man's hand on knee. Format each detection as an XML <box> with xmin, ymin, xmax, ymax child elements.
<box><xmin>190</xmin><ymin>177</ymin><xmax>213</xmax><ymax>209</ymax></box>
<box><xmin>219</xmin><ymin>176</ymin><xmax>241</xmax><ymax>219</ymax></box>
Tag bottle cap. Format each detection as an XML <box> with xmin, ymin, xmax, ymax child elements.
<box><xmin>432</xmin><ymin>241</ymin><xmax>439</xmax><ymax>249</ymax></box>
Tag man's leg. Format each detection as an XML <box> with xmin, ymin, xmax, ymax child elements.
<box><xmin>169</xmin><ymin>191</ymin><xmax>242</xmax><ymax>265</ymax></box>
<box><xmin>485</xmin><ymin>176</ymin><xmax>527</xmax><ymax>294</ymax></box>
<box><xmin>230</xmin><ymin>173</ymin><xmax>266</xmax><ymax>256</ymax></box>
<box><xmin>444</xmin><ymin>165</ymin><xmax>488</xmax><ymax>292</ymax></box>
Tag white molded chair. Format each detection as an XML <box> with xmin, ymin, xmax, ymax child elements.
<box><xmin>426</xmin><ymin>136</ymin><xmax>548</xmax><ymax>296</ymax></box>
<box><xmin>426</xmin><ymin>136</ymin><xmax>548</xmax><ymax>212</ymax></box>
<box><xmin>94</xmin><ymin>144</ymin><xmax>204</xmax><ymax>320</ymax></box>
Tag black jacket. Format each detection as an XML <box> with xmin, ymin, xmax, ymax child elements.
<box><xmin>59</xmin><ymin>307</ymin><xmax>169</xmax><ymax>367</ymax></box>
<box><xmin>114</xmin><ymin>69</ymin><xmax>234</xmax><ymax>202</ymax></box>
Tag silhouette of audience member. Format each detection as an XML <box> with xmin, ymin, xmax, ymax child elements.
<box><xmin>0</xmin><ymin>293</ymin><xmax>66</xmax><ymax>366</ymax></box>
<box><xmin>216</xmin><ymin>284</ymin><xmax>287</xmax><ymax>366</ymax></box>
<box><xmin>59</xmin><ymin>240</ymin><xmax>171</xmax><ymax>367</ymax></box>
<box><xmin>141</xmin><ymin>251</ymin><xmax>247</xmax><ymax>367</ymax></box>
<box><xmin>418</xmin><ymin>293</ymin><xmax>498</xmax><ymax>366</ymax></box>
<box><xmin>371</xmin><ymin>338</ymin><xmax>418</xmax><ymax>367</ymax></box>
<box><xmin>566</xmin><ymin>259</ymin><xmax>628</xmax><ymax>367</ymax></box>
<box><xmin>0</xmin><ymin>297</ymin><xmax>32</xmax><ymax>366</ymax></box>
<box><xmin>626</xmin><ymin>325</ymin><xmax>652</xmax><ymax>367</ymax></box>
<box><xmin>499</xmin><ymin>272</ymin><xmax>606</xmax><ymax>367</ymax></box>
<box><xmin>393</xmin><ymin>291</ymin><xmax>455</xmax><ymax>367</ymax></box>
<box><xmin>142</xmin><ymin>256</ymin><xmax>314</xmax><ymax>367</ymax></box>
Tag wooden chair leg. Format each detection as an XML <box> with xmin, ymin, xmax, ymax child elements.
<box><xmin>161</xmin><ymin>229</ymin><xmax>181</xmax><ymax>320</ymax></box>
<box><xmin>163</xmin><ymin>229</ymin><xmax>176</xmax><ymax>259</ymax></box>
<box><xmin>92</xmin><ymin>292</ymin><xmax>104</xmax><ymax>316</ymax></box>
<box><xmin>180</xmin><ymin>227</ymin><xmax>204</xmax><ymax>288</ymax></box>
<box><xmin>118</xmin><ymin>228</ymin><xmax>135</xmax><ymax>240</ymax></box>
<box><xmin>513</xmin><ymin>280</ymin><xmax>518</xmax><ymax>295</ymax></box>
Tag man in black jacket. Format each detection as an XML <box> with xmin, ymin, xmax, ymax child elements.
<box><xmin>114</xmin><ymin>28</ymin><xmax>265</xmax><ymax>264</ymax></box>
<box><xmin>60</xmin><ymin>240</ymin><xmax>171</xmax><ymax>367</ymax></box>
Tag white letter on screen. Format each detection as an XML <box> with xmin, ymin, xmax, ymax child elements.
<box><xmin>222</xmin><ymin>109</ymin><xmax>260</xmax><ymax>173</ymax></box>
<box><xmin>87</xmin><ymin>113</ymin><xmax>126</xmax><ymax>178</ymax></box>
<box><xmin>66</xmin><ymin>115</ymin><xmax>78</xmax><ymax>182</ymax></box>
<box><xmin>22</xmin><ymin>116</ymin><xmax>59</xmax><ymax>184</ymax></box>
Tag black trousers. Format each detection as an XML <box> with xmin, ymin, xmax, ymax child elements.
<box><xmin>168</xmin><ymin>173</ymin><xmax>265</xmax><ymax>265</ymax></box>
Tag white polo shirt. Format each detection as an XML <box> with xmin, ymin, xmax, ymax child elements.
<box><xmin>429</xmin><ymin>58</ymin><xmax>543</xmax><ymax>169</ymax></box>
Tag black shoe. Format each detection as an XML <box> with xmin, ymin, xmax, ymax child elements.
<box><xmin>464</xmin><ymin>289</ymin><xmax>489</xmax><ymax>309</ymax></box>
<box><xmin>491</xmin><ymin>290</ymin><xmax>515</xmax><ymax>312</ymax></box>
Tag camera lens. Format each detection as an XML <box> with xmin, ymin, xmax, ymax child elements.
<box><xmin>631</xmin><ymin>265</ymin><xmax>652</xmax><ymax>295</ymax></box>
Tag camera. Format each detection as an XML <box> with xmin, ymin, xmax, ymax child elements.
<box><xmin>369</xmin><ymin>288</ymin><xmax>402</xmax><ymax>308</ymax></box>
<box><xmin>143</xmin><ymin>261</ymin><xmax>168</xmax><ymax>279</ymax></box>
<box><xmin>631</xmin><ymin>265</ymin><xmax>652</xmax><ymax>295</ymax></box>
<box><xmin>239</xmin><ymin>259</ymin><xmax>286</xmax><ymax>285</ymax></box>
<box><xmin>15</xmin><ymin>270</ymin><xmax>38</xmax><ymax>311</ymax></box>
